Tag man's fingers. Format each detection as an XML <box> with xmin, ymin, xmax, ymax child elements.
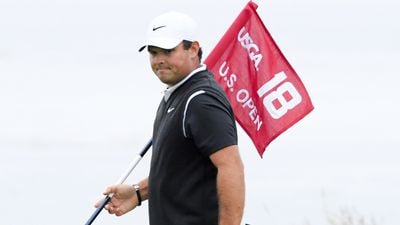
<box><xmin>114</xmin><ymin>206</ymin><xmax>126</xmax><ymax>217</ymax></box>
<box><xmin>105</xmin><ymin>204</ymin><xmax>120</xmax><ymax>215</ymax></box>
<box><xmin>94</xmin><ymin>198</ymin><xmax>104</xmax><ymax>208</ymax></box>
<box><xmin>103</xmin><ymin>185</ymin><xmax>118</xmax><ymax>196</ymax></box>
<box><xmin>103</xmin><ymin>187</ymin><xmax>112</xmax><ymax>195</ymax></box>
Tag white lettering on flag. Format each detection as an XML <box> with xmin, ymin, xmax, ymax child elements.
<box><xmin>218</xmin><ymin>61</ymin><xmax>263</xmax><ymax>131</ymax></box>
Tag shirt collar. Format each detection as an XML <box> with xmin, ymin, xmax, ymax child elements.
<box><xmin>163</xmin><ymin>64</ymin><xmax>207</xmax><ymax>102</ymax></box>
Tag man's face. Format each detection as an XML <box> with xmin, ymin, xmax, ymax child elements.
<box><xmin>148</xmin><ymin>42</ymin><xmax>193</xmax><ymax>86</ymax></box>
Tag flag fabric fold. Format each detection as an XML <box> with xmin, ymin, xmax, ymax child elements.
<box><xmin>205</xmin><ymin>1</ymin><xmax>313</xmax><ymax>157</ymax></box>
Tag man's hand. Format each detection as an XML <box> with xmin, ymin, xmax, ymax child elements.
<box><xmin>94</xmin><ymin>184</ymin><xmax>138</xmax><ymax>216</ymax></box>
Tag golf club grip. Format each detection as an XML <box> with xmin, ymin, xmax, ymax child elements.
<box><xmin>85</xmin><ymin>195</ymin><xmax>111</xmax><ymax>225</ymax></box>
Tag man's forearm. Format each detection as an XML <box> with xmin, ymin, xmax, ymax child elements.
<box><xmin>217</xmin><ymin>160</ymin><xmax>245</xmax><ymax>225</ymax></box>
<box><xmin>137</xmin><ymin>178</ymin><xmax>149</xmax><ymax>201</ymax></box>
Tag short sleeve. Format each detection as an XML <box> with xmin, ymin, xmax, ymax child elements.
<box><xmin>184</xmin><ymin>93</ymin><xmax>237</xmax><ymax>156</ymax></box>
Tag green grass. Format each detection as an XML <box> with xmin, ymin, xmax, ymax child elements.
<box><xmin>325</xmin><ymin>208</ymin><xmax>377</xmax><ymax>225</ymax></box>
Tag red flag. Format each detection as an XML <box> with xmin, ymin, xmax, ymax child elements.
<box><xmin>205</xmin><ymin>1</ymin><xmax>313</xmax><ymax>157</ymax></box>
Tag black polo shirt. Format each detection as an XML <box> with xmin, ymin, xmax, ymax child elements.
<box><xmin>148</xmin><ymin>68</ymin><xmax>238</xmax><ymax>225</ymax></box>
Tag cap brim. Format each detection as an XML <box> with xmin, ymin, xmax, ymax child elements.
<box><xmin>138</xmin><ymin>45</ymin><xmax>146</xmax><ymax>52</ymax></box>
<box><xmin>138</xmin><ymin>37</ymin><xmax>182</xmax><ymax>53</ymax></box>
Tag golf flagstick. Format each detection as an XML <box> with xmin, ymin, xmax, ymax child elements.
<box><xmin>85</xmin><ymin>139</ymin><xmax>153</xmax><ymax>225</ymax></box>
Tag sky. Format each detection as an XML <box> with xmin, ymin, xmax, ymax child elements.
<box><xmin>1</xmin><ymin>0</ymin><xmax>399</xmax><ymax>225</ymax></box>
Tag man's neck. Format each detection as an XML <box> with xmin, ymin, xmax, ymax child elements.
<box><xmin>163</xmin><ymin>64</ymin><xmax>207</xmax><ymax>102</ymax></box>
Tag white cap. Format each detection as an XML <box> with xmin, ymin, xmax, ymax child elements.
<box><xmin>138</xmin><ymin>11</ymin><xmax>198</xmax><ymax>52</ymax></box>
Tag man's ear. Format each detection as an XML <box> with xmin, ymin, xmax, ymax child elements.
<box><xmin>189</xmin><ymin>41</ymin><xmax>200</xmax><ymax>58</ymax></box>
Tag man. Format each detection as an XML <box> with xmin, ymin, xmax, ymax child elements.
<box><xmin>95</xmin><ymin>11</ymin><xmax>245</xmax><ymax>225</ymax></box>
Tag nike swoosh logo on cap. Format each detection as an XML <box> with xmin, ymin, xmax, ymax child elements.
<box><xmin>152</xmin><ymin>25</ymin><xmax>166</xmax><ymax>31</ymax></box>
